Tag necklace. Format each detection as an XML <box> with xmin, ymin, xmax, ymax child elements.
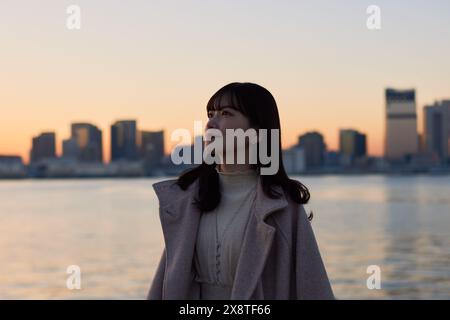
<box><xmin>214</xmin><ymin>185</ymin><xmax>258</xmax><ymax>285</ymax></box>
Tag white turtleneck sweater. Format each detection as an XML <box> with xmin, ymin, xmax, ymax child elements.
<box><xmin>194</xmin><ymin>166</ymin><xmax>259</xmax><ymax>300</ymax></box>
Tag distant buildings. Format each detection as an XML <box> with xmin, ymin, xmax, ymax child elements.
<box><xmin>30</xmin><ymin>132</ymin><xmax>56</xmax><ymax>163</ymax></box>
<box><xmin>423</xmin><ymin>100</ymin><xmax>450</xmax><ymax>165</ymax></box>
<box><xmin>4</xmin><ymin>87</ymin><xmax>450</xmax><ymax>179</ymax></box>
<box><xmin>62</xmin><ymin>138</ymin><xmax>79</xmax><ymax>160</ymax></box>
<box><xmin>384</xmin><ymin>88</ymin><xmax>419</xmax><ymax>162</ymax></box>
<box><xmin>283</xmin><ymin>128</ymin><xmax>369</xmax><ymax>174</ymax></box>
<box><xmin>111</xmin><ymin>120</ymin><xmax>139</xmax><ymax>161</ymax></box>
<box><xmin>283</xmin><ymin>146</ymin><xmax>306</xmax><ymax>174</ymax></box>
<box><xmin>0</xmin><ymin>155</ymin><xmax>26</xmax><ymax>178</ymax></box>
<box><xmin>339</xmin><ymin>129</ymin><xmax>367</xmax><ymax>167</ymax></box>
<box><xmin>298</xmin><ymin>131</ymin><xmax>326</xmax><ymax>169</ymax></box>
<box><xmin>139</xmin><ymin>130</ymin><xmax>165</xmax><ymax>174</ymax></box>
<box><xmin>62</xmin><ymin>123</ymin><xmax>103</xmax><ymax>162</ymax></box>
<box><xmin>324</xmin><ymin>151</ymin><xmax>340</xmax><ymax>169</ymax></box>
<box><xmin>31</xmin><ymin>159</ymin><xmax>145</xmax><ymax>178</ymax></box>
<box><xmin>21</xmin><ymin>119</ymin><xmax>168</xmax><ymax>178</ymax></box>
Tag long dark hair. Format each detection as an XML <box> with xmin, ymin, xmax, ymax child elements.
<box><xmin>177</xmin><ymin>82</ymin><xmax>310</xmax><ymax>213</ymax></box>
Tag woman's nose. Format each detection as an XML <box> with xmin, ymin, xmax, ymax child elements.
<box><xmin>206</xmin><ymin>115</ymin><xmax>218</xmax><ymax>130</ymax></box>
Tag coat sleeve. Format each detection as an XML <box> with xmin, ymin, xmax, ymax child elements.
<box><xmin>146</xmin><ymin>248</ymin><xmax>166</xmax><ymax>300</ymax></box>
<box><xmin>295</xmin><ymin>204</ymin><xmax>335</xmax><ymax>299</ymax></box>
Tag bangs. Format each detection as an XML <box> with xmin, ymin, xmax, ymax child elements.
<box><xmin>206</xmin><ymin>86</ymin><xmax>247</xmax><ymax>115</ymax></box>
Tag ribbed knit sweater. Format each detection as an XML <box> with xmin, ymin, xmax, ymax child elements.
<box><xmin>193</xmin><ymin>166</ymin><xmax>259</xmax><ymax>300</ymax></box>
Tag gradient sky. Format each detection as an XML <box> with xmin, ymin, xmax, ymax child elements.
<box><xmin>1</xmin><ymin>0</ymin><xmax>450</xmax><ymax>164</ymax></box>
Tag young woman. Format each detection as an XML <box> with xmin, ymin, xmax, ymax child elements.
<box><xmin>147</xmin><ymin>82</ymin><xmax>334</xmax><ymax>300</ymax></box>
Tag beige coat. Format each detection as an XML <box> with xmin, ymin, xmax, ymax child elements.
<box><xmin>147</xmin><ymin>175</ymin><xmax>334</xmax><ymax>300</ymax></box>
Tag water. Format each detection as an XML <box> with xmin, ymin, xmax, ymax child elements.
<box><xmin>0</xmin><ymin>175</ymin><xmax>449</xmax><ymax>299</ymax></box>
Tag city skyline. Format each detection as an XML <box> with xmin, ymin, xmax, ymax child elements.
<box><xmin>1</xmin><ymin>1</ymin><xmax>450</xmax><ymax>163</ymax></box>
<box><xmin>3</xmin><ymin>85</ymin><xmax>446</xmax><ymax>179</ymax></box>
<box><xmin>4</xmin><ymin>86</ymin><xmax>449</xmax><ymax>166</ymax></box>
<box><xmin>23</xmin><ymin>117</ymin><xmax>365</xmax><ymax>165</ymax></box>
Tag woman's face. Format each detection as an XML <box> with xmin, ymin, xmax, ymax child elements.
<box><xmin>205</xmin><ymin>92</ymin><xmax>254</xmax><ymax>159</ymax></box>
<box><xmin>206</xmin><ymin>93</ymin><xmax>251</xmax><ymax>133</ymax></box>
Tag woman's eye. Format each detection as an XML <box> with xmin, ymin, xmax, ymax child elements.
<box><xmin>207</xmin><ymin>110</ymin><xmax>231</xmax><ymax>118</ymax></box>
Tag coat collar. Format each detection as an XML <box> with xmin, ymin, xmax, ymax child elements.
<box><xmin>152</xmin><ymin>174</ymin><xmax>289</xmax><ymax>299</ymax></box>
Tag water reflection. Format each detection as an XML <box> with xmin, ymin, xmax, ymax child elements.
<box><xmin>0</xmin><ymin>176</ymin><xmax>449</xmax><ymax>299</ymax></box>
<box><xmin>380</xmin><ymin>177</ymin><xmax>450</xmax><ymax>299</ymax></box>
<box><xmin>301</xmin><ymin>175</ymin><xmax>450</xmax><ymax>299</ymax></box>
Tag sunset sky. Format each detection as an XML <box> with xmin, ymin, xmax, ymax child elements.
<box><xmin>1</xmin><ymin>0</ymin><xmax>450</xmax><ymax>164</ymax></box>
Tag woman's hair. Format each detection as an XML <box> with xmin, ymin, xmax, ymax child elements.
<box><xmin>177</xmin><ymin>82</ymin><xmax>310</xmax><ymax>214</ymax></box>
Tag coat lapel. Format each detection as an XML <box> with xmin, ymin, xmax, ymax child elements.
<box><xmin>153</xmin><ymin>178</ymin><xmax>201</xmax><ymax>299</ymax></box>
<box><xmin>230</xmin><ymin>175</ymin><xmax>288</xmax><ymax>299</ymax></box>
<box><xmin>153</xmin><ymin>175</ymin><xmax>288</xmax><ymax>300</ymax></box>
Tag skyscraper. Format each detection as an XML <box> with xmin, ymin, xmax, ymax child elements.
<box><xmin>384</xmin><ymin>88</ymin><xmax>419</xmax><ymax>162</ymax></box>
<box><xmin>68</xmin><ymin>123</ymin><xmax>103</xmax><ymax>162</ymax></box>
<box><xmin>62</xmin><ymin>138</ymin><xmax>79</xmax><ymax>160</ymax></box>
<box><xmin>298</xmin><ymin>131</ymin><xmax>326</xmax><ymax>169</ymax></box>
<box><xmin>283</xmin><ymin>146</ymin><xmax>306</xmax><ymax>174</ymax></box>
<box><xmin>339</xmin><ymin>129</ymin><xmax>367</xmax><ymax>165</ymax></box>
<box><xmin>30</xmin><ymin>132</ymin><xmax>56</xmax><ymax>163</ymax></box>
<box><xmin>111</xmin><ymin>120</ymin><xmax>138</xmax><ymax>161</ymax></box>
<box><xmin>424</xmin><ymin>100</ymin><xmax>450</xmax><ymax>165</ymax></box>
<box><xmin>139</xmin><ymin>130</ymin><xmax>164</xmax><ymax>174</ymax></box>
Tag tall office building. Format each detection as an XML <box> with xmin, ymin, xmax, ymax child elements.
<box><xmin>62</xmin><ymin>137</ymin><xmax>79</xmax><ymax>160</ymax></box>
<box><xmin>30</xmin><ymin>132</ymin><xmax>56</xmax><ymax>163</ymax></box>
<box><xmin>339</xmin><ymin>129</ymin><xmax>367</xmax><ymax>157</ymax></box>
<box><xmin>384</xmin><ymin>88</ymin><xmax>419</xmax><ymax>162</ymax></box>
<box><xmin>67</xmin><ymin>123</ymin><xmax>103</xmax><ymax>162</ymax></box>
<box><xmin>424</xmin><ymin>100</ymin><xmax>450</xmax><ymax>165</ymax></box>
<box><xmin>0</xmin><ymin>155</ymin><xmax>25</xmax><ymax>178</ymax></box>
<box><xmin>111</xmin><ymin>120</ymin><xmax>138</xmax><ymax>161</ymax></box>
<box><xmin>298</xmin><ymin>131</ymin><xmax>326</xmax><ymax>169</ymax></box>
<box><xmin>283</xmin><ymin>146</ymin><xmax>306</xmax><ymax>174</ymax></box>
<box><xmin>140</xmin><ymin>130</ymin><xmax>165</xmax><ymax>174</ymax></box>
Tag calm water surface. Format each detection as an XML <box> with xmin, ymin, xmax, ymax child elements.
<box><xmin>0</xmin><ymin>175</ymin><xmax>449</xmax><ymax>299</ymax></box>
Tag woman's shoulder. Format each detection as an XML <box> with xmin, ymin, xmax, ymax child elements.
<box><xmin>271</xmin><ymin>190</ymin><xmax>314</xmax><ymax>236</ymax></box>
<box><xmin>152</xmin><ymin>177</ymin><xmax>199</xmax><ymax>206</ymax></box>
<box><xmin>278</xmin><ymin>179</ymin><xmax>313</xmax><ymax>222</ymax></box>
<box><xmin>152</xmin><ymin>178</ymin><xmax>178</xmax><ymax>192</ymax></box>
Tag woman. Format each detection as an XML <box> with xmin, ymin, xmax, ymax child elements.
<box><xmin>147</xmin><ymin>82</ymin><xmax>334</xmax><ymax>300</ymax></box>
